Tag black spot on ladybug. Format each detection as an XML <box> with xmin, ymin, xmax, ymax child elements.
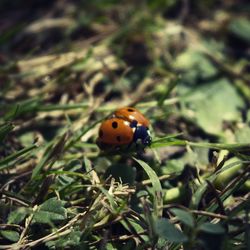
<box><xmin>99</xmin><ymin>129</ymin><xmax>103</xmax><ymax>138</ymax></box>
<box><xmin>127</xmin><ymin>108</ymin><xmax>134</xmax><ymax>112</ymax></box>
<box><xmin>117</xmin><ymin>136</ymin><xmax>121</xmax><ymax>142</ymax></box>
<box><xmin>112</xmin><ymin>121</ymin><xmax>118</xmax><ymax>129</ymax></box>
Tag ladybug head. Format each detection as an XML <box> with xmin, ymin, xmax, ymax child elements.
<box><xmin>142</xmin><ymin>133</ymin><xmax>152</xmax><ymax>146</ymax></box>
<box><xmin>133</xmin><ymin>125</ymin><xmax>152</xmax><ymax>147</ymax></box>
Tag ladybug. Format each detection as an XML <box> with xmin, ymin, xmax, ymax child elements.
<box><xmin>97</xmin><ymin>107</ymin><xmax>151</xmax><ymax>150</ymax></box>
<box><xmin>114</xmin><ymin>107</ymin><xmax>150</xmax><ymax>127</ymax></box>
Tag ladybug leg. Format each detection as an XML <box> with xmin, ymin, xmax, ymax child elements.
<box><xmin>96</xmin><ymin>139</ymin><xmax>106</xmax><ymax>150</ymax></box>
<box><xmin>126</xmin><ymin>142</ymin><xmax>133</xmax><ymax>150</ymax></box>
<box><xmin>135</xmin><ymin>143</ymin><xmax>145</xmax><ymax>158</ymax></box>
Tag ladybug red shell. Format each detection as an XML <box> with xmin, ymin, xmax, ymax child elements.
<box><xmin>97</xmin><ymin>107</ymin><xmax>152</xmax><ymax>150</ymax></box>
<box><xmin>98</xmin><ymin>117</ymin><xmax>134</xmax><ymax>146</ymax></box>
<box><xmin>114</xmin><ymin>107</ymin><xmax>150</xmax><ymax>127</ymax></box>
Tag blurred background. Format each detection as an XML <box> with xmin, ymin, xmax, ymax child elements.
<box><xmin>0</xmin><ymin>1</ymin><xmax>250</xmax><ymax>249</ymax></box>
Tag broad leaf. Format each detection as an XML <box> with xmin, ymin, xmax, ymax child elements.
<box><xmin>0</xmin><ymin>230</ymin><xmax>20</xmax><ymax>242</ymax></box>
<box><xmin>8</xmin><ymin>207</ymin><xmax>29</xmax><ymax>224</ymax></box>
<box><xmin>33</xmin><ymin>198</ymin><xmax>67</xmax><ymax>224</ymax></box>
<box><xmin>229</xmin><ymin>17</ymin><xmax>250</xmax><ymax>43</ymax></box>
<box><xmin>199</xmin><ymin>222</ymin><xmax>225</xmax><ymax>234</ymax></box>
<box><xmin>155</xmin><ymin>218</ymin><xmax>188</xmax><ymax>243</ymax></box>
<box><xmin>170</xmin><ymin>208</ymin><xmax>194</xmax><ymax>228</ymax></box>
<box><xmin>179</xmin><ymin>79</ymin><xmax>244</xmax><ymax>135</ymax></box>
<box><xmin>45</xmin><ymin>227</ymin><xmax>82</xmax><ymax>249</ymax></box>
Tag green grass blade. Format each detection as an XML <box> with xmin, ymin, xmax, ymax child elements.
<box><xmin>0</xmin><ymin>144</ymin><xmax>38</xmax><ymax>171</ymax></box>
<box><xmin>133</xmin><ymin>158</ymin><xmax>163</xmax><ymax>218</ymax></box>
<box><xmin>0</xmin><ymin>122</ymin><xmax>14</xmax><ymax>142</ymax></box>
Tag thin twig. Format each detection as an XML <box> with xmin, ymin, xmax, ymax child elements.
<box><xmin>191</xmin><ymin>210</ymin><xmax>228</xmax><ymax>220</ymax></box>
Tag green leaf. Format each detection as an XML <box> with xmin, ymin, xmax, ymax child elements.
<box><xmin>155</xmin><ymin>218</ymin><xmax>188</xmax><ymax>243</ymax></box>
<box><xmin>8</xmin><ymin>207</ymin><xmax>29</xmax><ymax>224</ymax></box>
<box><xmin>170</xmin><ymin>208</ymin><xmax>194</xmax><ymax>228</ymax></box>
<box><xmin>105</xmin><ymin>163</ymin><xmax>136</xmax><ymax>185</ymax></box>
<box><xmin>121</xmin><ymin>217</ymin><xmax>148</xmax><ymax>241</ymax></box>
<box><xmin>163</xmin><ymin>186</ymin><xmax>185</xmax><ymax>204</ymax></box>
<box><xmin>98</xmin><ymin>186</ymin><xmax>116</xmax><ymax>211</ymax></box>
<box><xmin>229</xmin><ymin>17</ymin><xmax>250</xmax><ymax>43</ymax></box>
<box><xmin>206</xmin><ymin>169</ymin><xmax>249</xmax><ymax>216</ymax></box>
<box><xmin>174</xmin><ymin>49</ymin><xmax>217</xmax><ymax>82</ymax></box>
<box><xmin>190</xmin><ymin>178</ymin><xmax>215</xmax><ymax>210</ymax></box>
<box><xmin>213</xmin><ymin>157</ymin><xmax>242</xmax><ymax>190</ymax></box>
<box><xmin>133</xmin><ymin>158</ymin><xmax>163</xmax><ymax>218</ymax></box>
<box><xmin>235</xmin><ymin>126</ymin><xmax>250</xmax><ymax>143</ymax></box>
<box><xmin>199</xmin><ymin>222</ymin><xmax>225</xmax><ymax>234</ymax></box>
<box><xmin>45</xmin><ymin>227</ymin><xmax>82</xmax><ymax>249</ymax></box>
<box><xmin>179</xmin><ymin>79</ymin><xmax>244</xmax><ymax>135</ymax></box>
<box><xmin>0</xmin><ymin>230</ymin><xmax>20</xmax><ymax>242</ymax></box>
<box><xmin>33</xmin><ymin>198</ymin><xmax>67</xmax><ymax>224</ymax></box>
<box><xmin>162</xmin><ymin>147</ymin><xmax>208</xmax><ymax>176</ymax></box>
